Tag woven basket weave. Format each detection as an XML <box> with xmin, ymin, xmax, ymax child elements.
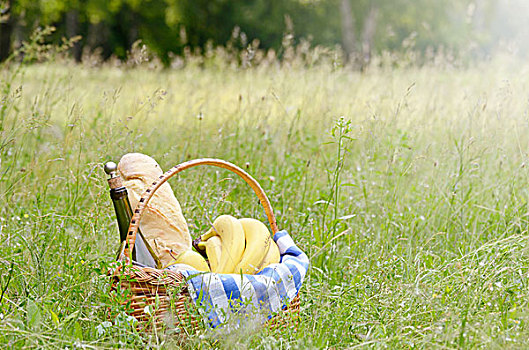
<box><xmin>109</xmin><ymin>158</ymin><xmax>300</xmax><ymax>332</ymax></box>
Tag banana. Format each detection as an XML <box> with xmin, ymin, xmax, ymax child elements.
<box><xmin>234</xmin><ymin>218</ymin><xmax>271</xmax><ymax>275</ymax></box>
<box><xmin>171</xmin><ymin>250</ymin><xmax>210</xmax><ymax>272</ymax></box>
<box><xmin>201</xmin><ymin>215</ymin><xmax>245</xmax><ymax>273</ymax></box>
<box><xmin>197</xmin><ymin>235</ymin><xmax>223</xmax><ymax>272</ymax></box>
<box><xmin>258</xmin><ymin>239</ymin><xmax>280</xmax><ymax>272</ymax></box>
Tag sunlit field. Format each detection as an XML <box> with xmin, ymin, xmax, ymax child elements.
<box><xmin>1</xmin><ymin>55</ymin><xmax>529</xmax><ymax>348</ymax></box>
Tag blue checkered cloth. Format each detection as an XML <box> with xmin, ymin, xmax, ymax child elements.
<box><xmin>166</xmin><ymin>230</ymin><xmax>309</xmax><ymax>328</ymax></box>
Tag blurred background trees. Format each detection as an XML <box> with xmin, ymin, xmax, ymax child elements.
<box><xmin>0</xmin><ymin>0</ymin><xmax>527</xmax><ymax>65</ymax></box>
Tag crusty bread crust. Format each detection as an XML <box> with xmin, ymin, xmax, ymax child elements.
<box><xmin>117</xmin><ymin>153</ymin><xmax>191</xmax><ymax>266</ymax></box>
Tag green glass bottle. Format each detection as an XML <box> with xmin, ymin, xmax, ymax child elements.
<box><xmin>104</xmin><ymin>161</ymin><xmax>161</xmax><ymax>269</ymax></box>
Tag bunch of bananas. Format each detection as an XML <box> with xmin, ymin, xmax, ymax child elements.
<box><xmin>169</xmin><ymin>215</ymin><xmax>280</xmax><ymax>274</ymax></box>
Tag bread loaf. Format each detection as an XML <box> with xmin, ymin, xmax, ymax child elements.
<box><xmin>117</xmin><ymin>153</ymin><xmax>191</xmax><ymax>266</ymax></box>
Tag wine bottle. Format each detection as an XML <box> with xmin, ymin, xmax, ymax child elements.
<box><xmin>104</xmin><ymin>161</ymin><xmax>162</xmax><ymax>269</ymax></box>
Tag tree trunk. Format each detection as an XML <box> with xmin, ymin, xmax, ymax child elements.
<box><xmin>340</xmin><ymin>0</ymin><xmax>356</xmax><ymax>63</ymax></box>
<box><xmin>66</xmin><ymin>9</ymin><xmax>82</xmax><ymax>62</ymax></box>
<box><xmin>87</xmin><ymin>22</ymin><xmax>111</xmax><ymax>59</ymax></box>
<box><xmin>361</xmin><ymin>5</ymin><xmax>378</xmax><ymax>66</ymax></box>
<box><xmin>0</xmin><ymin>0</ymin><xmax>14</xmax><ymax>62</ymax></box>
<box><xmin>127</xmin><ymin>11</ymin><xmax>139</xmax><ymax>48</ymax></box>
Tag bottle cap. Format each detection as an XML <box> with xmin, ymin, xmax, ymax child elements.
<box><xmin>104</xmin><ymin>162</ymin><xmax>118</xmax><ymax>177</ymax></box>
<box><xmin>104</xmin><ymin>161</ymin><xmax>123</xmax><ymax>189</ymax></box>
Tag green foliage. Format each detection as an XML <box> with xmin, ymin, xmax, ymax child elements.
<box><xmin>2</xmin><ymin>0</ymin><xmax>519</xmax><ymax>64</ymax></box>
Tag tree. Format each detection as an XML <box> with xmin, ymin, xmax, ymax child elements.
<box><xmin>0</xmin><ymin>0</ymin><xmax>14</xmax><ymax>61</ymax></box>
<box><xmin>340</xmin><ymin>0</ymin><xmax>356</xmax><ymax>62</ymax></box>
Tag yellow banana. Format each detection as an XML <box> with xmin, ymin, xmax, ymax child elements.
<box><xmin>234</xmin><ymin>218</ymin><xmax>271</xmax><ymax>275</ymax></box>
<box><xmin>201</xmin><ymin>215</ymin><xmax>245</xmax><ymax>273</ymax></box>
<box><xmin>197</xmin><ymin>235</ymin><xmax>223</xmax><ymax>272</ymax></box>
<box><xmin>258</xmin><ymin>239</ymin><xmax>280</xmax><ymax>272</ymax></box>
<box><xmin>172</xmin><ymin>250</ymin><xmax>210</xmax><ymax>272</ymax></box>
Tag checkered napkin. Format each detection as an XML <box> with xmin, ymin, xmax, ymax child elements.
<box><xmin>166</xmin><ymin>230</ymin><xmax>309</xmax><ymax>328</ymax></box>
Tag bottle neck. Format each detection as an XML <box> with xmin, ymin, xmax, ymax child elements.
<box><xmin>110</xmin><ymin>186</ymin><xmax>128</xmax><ymax>201</ymax></box>
<box><xmin>110</xmin><ymin>186</ymin><xmax>136</xmax><ymax>260</ymax></box>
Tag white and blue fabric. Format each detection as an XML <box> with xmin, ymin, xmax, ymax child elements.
<box><xmin>166</xmin><ymin>230</ymin><xmax>309</xmax><ymax>328</ymax></box>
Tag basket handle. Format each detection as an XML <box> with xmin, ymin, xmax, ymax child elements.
<box><xmin>124</xmin><ymin>158</ymin><xmax>278</xmax><ymax>261</ymax></box>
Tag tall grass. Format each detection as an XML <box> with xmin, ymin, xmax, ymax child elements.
<box><xmin>0</xmin><ymin>52</ymin><xmax>528</xmax><ymax>348</ymax></box>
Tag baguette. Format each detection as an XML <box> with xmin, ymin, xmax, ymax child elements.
<box><xmin>117</xmin><ymin>153</ymin><xmax>191</xmax><ymax>266</ymax></box>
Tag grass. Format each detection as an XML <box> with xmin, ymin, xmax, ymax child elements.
<box><xmin>1</xmin><ymin>54</ymin><xmax>529</xmax><ymax>348</ymax></box>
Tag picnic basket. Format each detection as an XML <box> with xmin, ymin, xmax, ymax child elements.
<box><xmin>108</xmin><ymin>158</ymin><xmax>300</xmax><ymax>332</ymax></box>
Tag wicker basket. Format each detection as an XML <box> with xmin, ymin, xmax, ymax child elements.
<box><xmin>109</xmin><ymin>158</ymin><xmax>300</xmax><ymax>333</ymax></box>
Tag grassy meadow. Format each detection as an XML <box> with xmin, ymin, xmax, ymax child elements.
<box><xmin>1</xmin><ymin>54</ymin><xmax>529</xmax><ymax>348</ymax></box>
